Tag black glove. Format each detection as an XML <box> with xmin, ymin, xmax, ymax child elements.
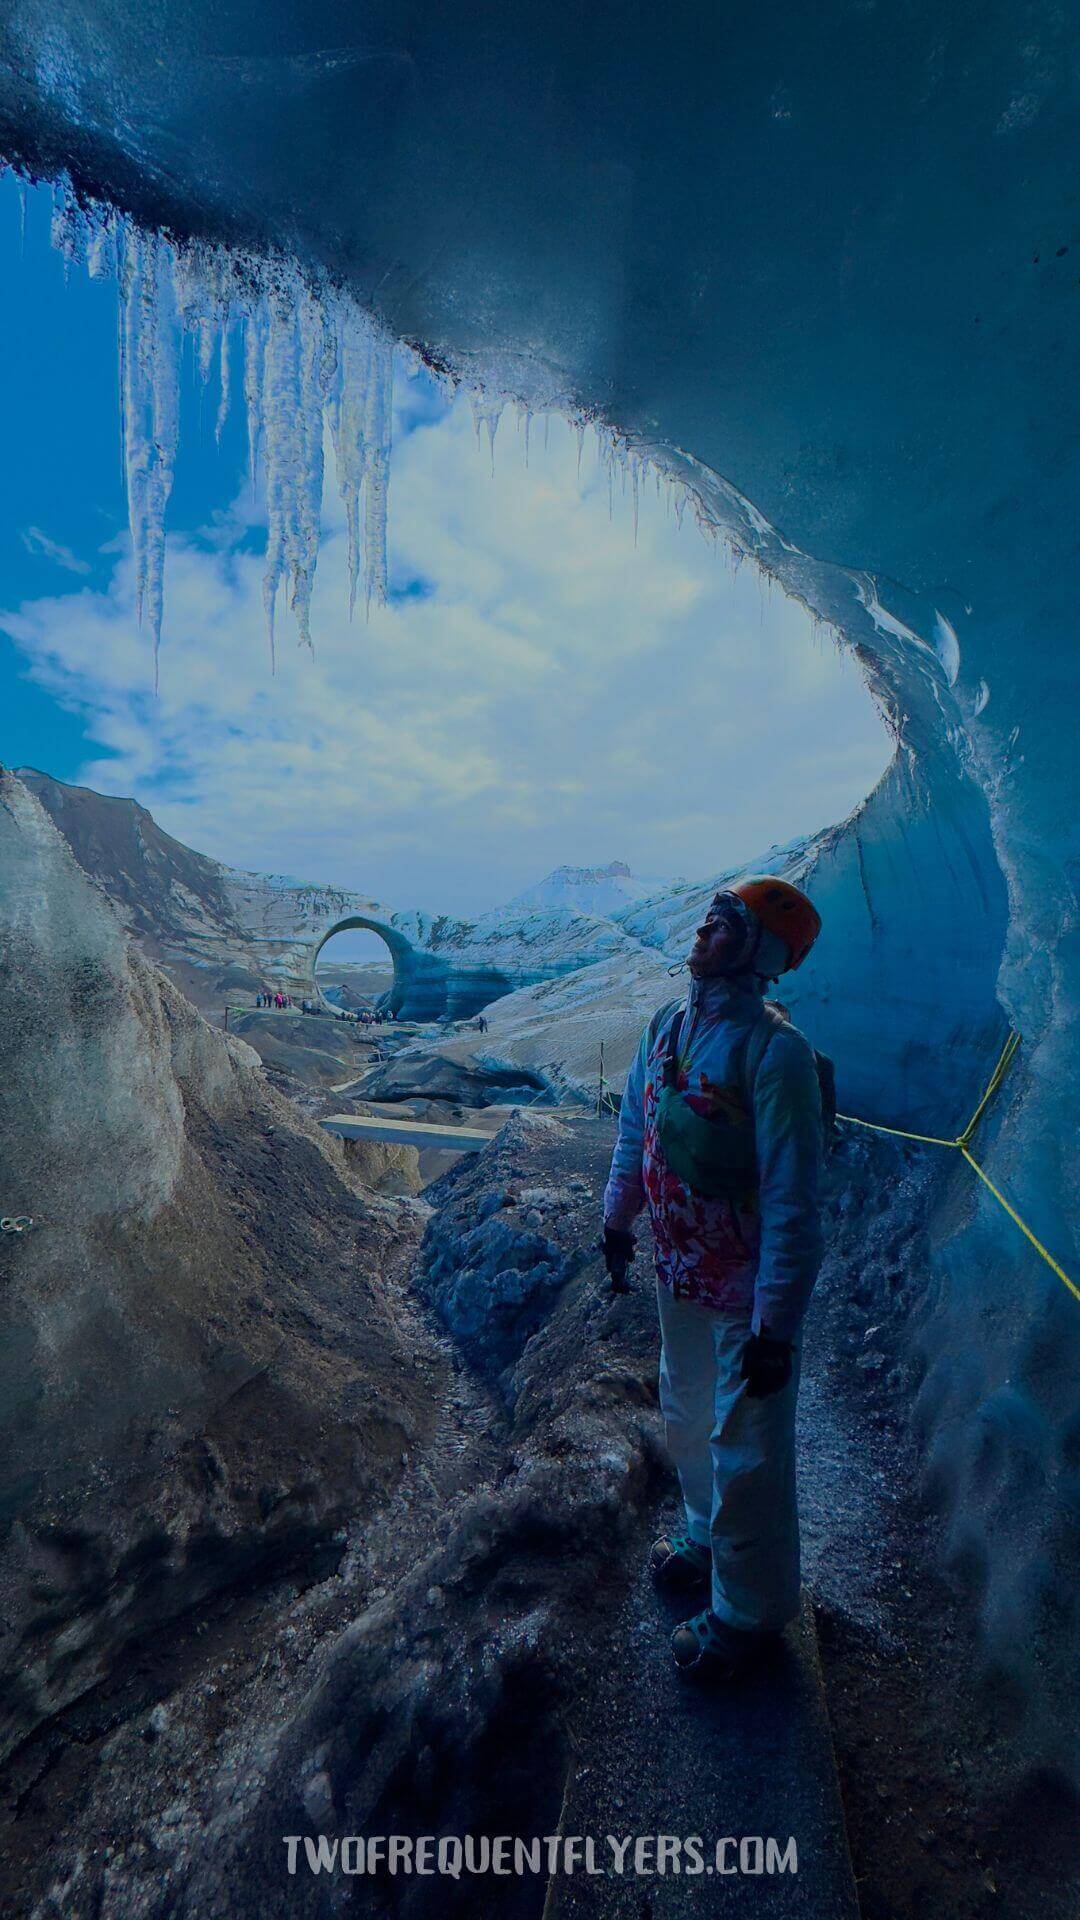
<box><xmin>741</xmin><ymin>1331</ymin><xmax>793</xmax><ymax>1399</ymax></box>
<box><xmin>602</xmin><ymin>1226</ymin><xmax>635</xmax><ymax>1294</ymax></box>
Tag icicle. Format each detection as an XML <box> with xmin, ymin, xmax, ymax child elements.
<box><xmin>363</xmin><ymin>445</ymin><xmax>390</xmax><ymax>612</ymax></box>
<box><xmin>17</xmin><ymin>175</ymin><xmax>26</xmax><ymax>254</ymax></box>
<box><xmin>289</xmin><ymin>287</ymin><xmax>334</xmax><ymax>647</ymax></box>
<box><xmin>196</xmin><ymin>316</ymin><xmax>215</xmax><ymax>389</ymax></box>
<box><xmin>484</xmin><ymin>408</ymin><xmax>500</xmax><ymax>475</ymax></box>
<box><xmin>360</xmin><ymin>325</ymin><xmax>392</xmax><ymax>612</ymax></box>
<box><xmin>260</xmin><ymin>280</ymin><xmax>300</xmax><ymax>661</ymax></box>
<box><xmin>118</xmin><ymin>227</ymin><xmax>180</xmax><ymax>682</ymax></box>
<box><xmin>215</xmin><ymin>321</ymin><xmax>231</xmax><ymax>444</ymax></box>
<box><xmin>515</xmin><ymin>401</ymin><xmax>532</xmax><ymax>468</ymax></box>
<box><xmin>468</xmin><ymin>390</ymin><xmax>503</xmax><ymax>475</ymax></box>
<box><xmin>243</xmin><ymin>304</ymin><xmax>268</xmax><ymax>494</ymax></box>
<box><xmin>44</xmin><ymin>203</ymin><xmax>403</xmax><ymax>659</ymax></box>
<box><xmin>50</xmin><ymin>175</ymin><xmax>76</xmax><ymax>277</ymax></box>
<box><xmin>119</xmin><ymin>229</ymin><xmax>149</xmax><ymax>623</ymax></box>
<box><xmin>599</xmin><ymin>429</ymin><xmax>616</xmax><ymax>519</ymax></box>
<box><xmin>249</xmin><ymin>278</ymin><xmax>343</xmax><ymax>654</ymax></box>
<box><xmin>575</xmin><ymin>421</ymin><xmax>585</xmax><ymax>478</ymax></box>
<box><xmin>87</xmin><ymin>213</ymin><xmax>112</xmax><ymax>280</ymax></box>
<box><xmin>116</xmin><ymin>227</ymin><xmax>129</xmax><ymax>488</ymax></box>
<box><xmin>332</xmin><ymin>306</ymin><xmax>371</xmax><ymax>618</ymax></box>
<box><xmin>329</xmin><ymin>304</ymin><xmax>392</xmax><ymax>618</ymax></box>
<box><xmin>144</xmin><ymin>244</ymin><xmax>180</xmax><ymax>683</ymax></box>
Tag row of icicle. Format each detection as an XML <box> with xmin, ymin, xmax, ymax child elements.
<box><xmin>42</xmin><ymin>175</ymin><xmax>753</xmax><ymax>682</ymax></box>
<box><xmin>49</xmin><ymin>177</ymin><xmax>394</xmax><ymax>678</ymax></box>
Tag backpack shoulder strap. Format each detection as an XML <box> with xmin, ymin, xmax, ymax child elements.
<box><xmin>741</xmin><ymin>1004</ymin><xmax>787</xmax><ymax>1106</ymax></box>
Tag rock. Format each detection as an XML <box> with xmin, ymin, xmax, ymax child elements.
<box><xmin>301</xmin><ymin>1771</ymin><xmax>335</xmax><ymax>1828</ymax></box>
<box><xmin>355</xmin><ymin>1051</ymin><xmax>548</xmax><ymax>1109</ymax></box>
<box><xmin>341</xmin><ymin>1134</ymin><xmax>423</xmax><ymax>1196</ymax></box>
<box><xmin>0</xmin><ymin>771</ymin><xmax>433</xmax><ymax>1766</ymax></box>
<box><xmin>420</xmin><ymin>1210</ymin><xmax>566</xmax><ymax>1374</ymax></box>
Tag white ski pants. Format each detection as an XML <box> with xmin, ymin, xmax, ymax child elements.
<box><xmin>655</xmin><ymin>1280</ymin><xmax>802</xmax><ymax>1632</ymax></box>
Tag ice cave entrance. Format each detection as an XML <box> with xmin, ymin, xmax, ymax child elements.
<box><xmin>1</xmin><ymin>172</ymin><xmax>894</xmax><ymax>1058</ymax></box>
<box><xmin>0</xmin><ymin>170</ymin><xmax>893</xmax><ymax>944</ymax></box>
<box><xmin>313</xmin><ymin>923</ymin><xmax>403</xmax><ymax>1017</ymax></box>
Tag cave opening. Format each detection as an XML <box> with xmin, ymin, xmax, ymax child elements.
<box><xmin>0</xmin><ymin>171</ymin><xmax>893</xmax><ymax>951</ymax></box>
<box><xmin>313</xmin><ymin>921</ymin><xmax>403</xmax><ymax>1017</ymax></box>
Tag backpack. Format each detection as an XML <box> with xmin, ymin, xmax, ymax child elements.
<box><xmin>653</xmin><ymin>999</ymin><xmax>835</xmax><ymax>1201</ymax></box>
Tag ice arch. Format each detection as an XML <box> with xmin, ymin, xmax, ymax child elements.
<box><xmin>312</xmin><ymin>915</ymin><xmax>412</xmax><ymax>1017</ymax></box>
<box><xmin>1</xmin><ymin>0</ymin><xmax>1077</xmax><ymax>1785</ymax></box>
<box><xmin>310</xmin><ymin>913</ymin><xmax>520</xmax><ymax>1023</ymax></box>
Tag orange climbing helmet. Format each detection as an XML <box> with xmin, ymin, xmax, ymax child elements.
<box><xmin>730</xmin><ymin>876</ymin><xmax>822</xmax><ymax>972</ymax></box>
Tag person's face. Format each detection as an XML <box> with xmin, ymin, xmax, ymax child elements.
<box><xmin>687</xmin><ymin>893</ymin><xmax>750</xmax><ymax>977</ymax></box>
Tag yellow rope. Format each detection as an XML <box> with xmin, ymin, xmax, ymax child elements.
<box><xmin>960</xmin><ymin>1147</ymin><xmax>1080</xmax><ymax>1304</ymax></box>
<box><xmin>956</xmin><ymin>1030</ymin><xmax>1022</xmax><ymax>1147</ymax></box>
<box><xmin>838</xmin><ymin>1114</ymin><xmax>956</xmax><ymax>1148</ymax></box>
<box><xmin>837</xmin><ymin>1030</ymin><xmax>1076</xmax><ymax>1303</ymax></box>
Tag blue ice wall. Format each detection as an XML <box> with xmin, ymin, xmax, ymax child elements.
<box><xmin>1</xmin><ymin>0</ymin><xmax>1077</xmax><ymax>1784</ymax></box>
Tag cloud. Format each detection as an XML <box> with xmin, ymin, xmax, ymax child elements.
<box><xmin>20</xmin><ymin>526</ymin><xmax>91</xmax><ymax>576</ymax></box>
<box><xmin>2</xmin><ymin>376</ymin><xmax>892</xmax><ymax>916</ymax></box>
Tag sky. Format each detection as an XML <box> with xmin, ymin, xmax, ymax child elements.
<box><xmin>0</xmin><ymin>174</ymin><xmax>892</xmax><ymax>920</ymax></box>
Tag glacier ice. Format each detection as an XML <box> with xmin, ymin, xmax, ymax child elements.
<box><xmin>933</xmin><ymin>610</ymin><xmax>961</xmax><ymax>688</ymax></box>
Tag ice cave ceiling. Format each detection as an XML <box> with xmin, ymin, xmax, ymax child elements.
<box><xmin>0</xmin><ymin>4</ymin><xmax>1077</xmax><ymax>958</ymax></box>
<box><xmin>1</xmin><ymin>3</ymin><xmax>1076</xmax><ymax>627</ymax></box>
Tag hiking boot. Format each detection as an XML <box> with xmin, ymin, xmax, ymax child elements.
<box><xmin>671</xmin><ymin>1608</ymin><xmax>775</xmax><ymax>1682</ymax></box>
<box><xmin>649</xmin><ymin>1529</ymin><xmax>711</xmax><ymax>1594</ymax></box>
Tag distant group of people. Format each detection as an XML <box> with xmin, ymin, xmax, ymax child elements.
<box><xmin>252</xmin><ymin>989</ymin><xmax>398</xmax><ymax>1025</ymax></box>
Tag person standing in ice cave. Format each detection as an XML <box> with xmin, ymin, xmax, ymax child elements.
<box><xmin>603</xmin><ymin>878</ymin><xmax>824</xmax><ymax>1680</ymax></box>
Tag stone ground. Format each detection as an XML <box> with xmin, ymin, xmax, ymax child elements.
<box><xmin>0</xmin><ymin>1107</ymin><xmax>1073</xmax><ymax>1919</ymax></box>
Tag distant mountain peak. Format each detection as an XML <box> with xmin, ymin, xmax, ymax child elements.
<box><xmin>548</xmin><ymin>860</ymin><xmax>632</xmax><ymax>882</ymax></box>
<box><xmin>504</xmin><ymin>861</ymin><xmax>655</xmax><ymax>917</ymax></box>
